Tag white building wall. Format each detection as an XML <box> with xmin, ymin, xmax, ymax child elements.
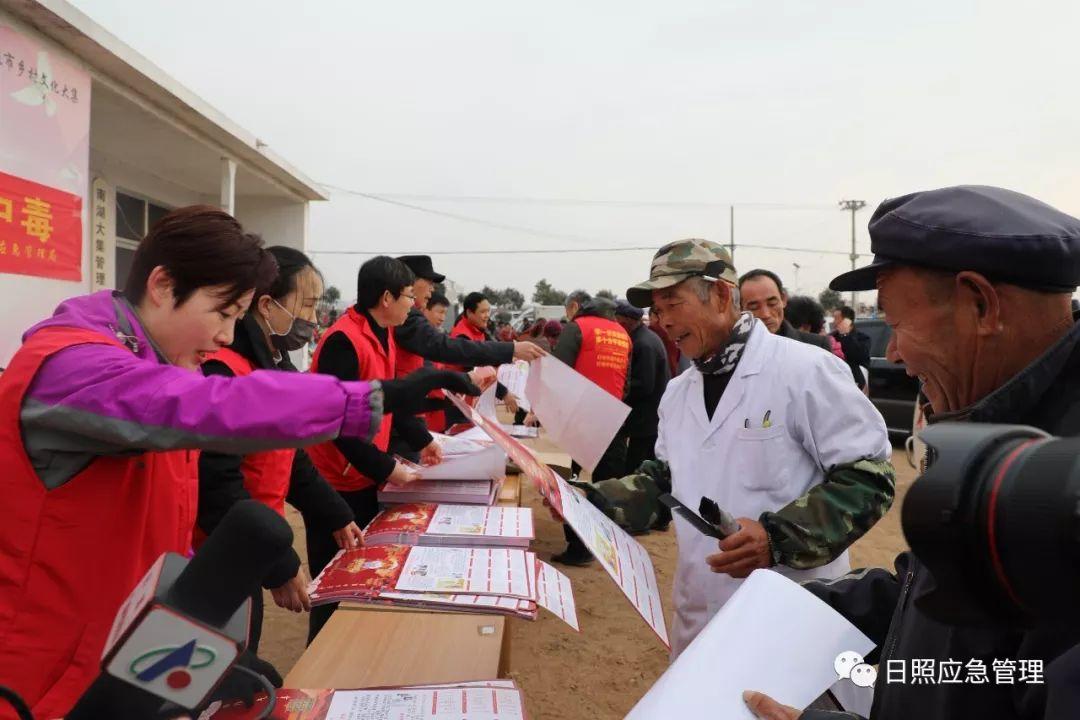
<box><xmin>91</xmin><ymin>148</ymin><xmax>213</xmax><ymax>210</ymax></box>
<box><xmin>0</xmin><ymin>10</ymin><xmax>91</xmax><ymax>366</ymax></box>
<box><xmin>0</xmin><ymin>7</ymin><xmax>314</xmax><ymax>367</ymax></box>
<box><xmin>234</xmin><ymin>196</ymin><xmax>308</xmax><ymax>251</ymax></box>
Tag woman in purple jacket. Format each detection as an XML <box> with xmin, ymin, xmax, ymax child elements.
<box><xmin>0</xmin><ymin>205</ymin><xmax>476</xmax><ymax>720</ymax></box>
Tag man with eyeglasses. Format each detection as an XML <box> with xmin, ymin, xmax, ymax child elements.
<box><xmin>606</xmin><ymin>239</ymin><xmax>896</xmax><ymax>659</ymax></box>
<box><xmin>307</xmin><ymin>255</ymin><xmax>444</xmax><ymax>638</ymax></box>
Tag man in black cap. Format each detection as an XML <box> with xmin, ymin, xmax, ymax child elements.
<box><xmin>613</xmin><ymin>299</ymin><xmax>672</xmax><ymax>529</ymax></box>
<box><xmin>744</xmin><ymin>185</ymin><xmax>1080</xmax><ymax>720</ymax></box>
<box><xmin>390</xmin><ymin>256</ymin><xmax>544</xmax><ymax>455</ymax></box>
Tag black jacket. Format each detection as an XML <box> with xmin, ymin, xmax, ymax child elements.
<box><xmin>803</xmin><ymin>319</ymin><xmax>1080</xmax><ymax>720</ymax></box>
<box><xmin>396</xmin><ymin>308</ymin><xmax>515</xmax><ymax>429</ymax></box>
<box><xmin>198</xmin><ymin>314</ymin><xmax>354</xmax><ymax>589</ymax></box>
<box><xmin>832</xmin><ymin>327</ymin><xmax>872</xmax><ymax>389</ymax></box>
<box><xmin>396</xmin><ymin>308</ymin><xmax>514</xmax><ymax>368</ymax></box>
<box><xmin>623</xmin><ymin>322</ymin><xmax>671</xmax><ymax>438</ymax></box>
<box><xmin>778</xmin><ymin>319</ymin><xmax>832</xmax><ymax>354</ymax></box>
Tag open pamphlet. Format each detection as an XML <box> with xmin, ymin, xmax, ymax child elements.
<box><xmin>201</xmin><ymin>679</ymin><xmax>528</xmax><ymax>720</ymax></box>
<box><xmin>308</xmin><ymin>546</ymin><xmax>578</xmax><ymax>630</ymax></box>
<box><xmin>363</xmin><ymin>503</ymin><xmax>534</xmax><ymax>548</ymax></box>
<box><xmin>627</xmin><ymin>570</ymin><xmax>874</xmax><ymax>719</ymax></box>
<box><xmin>496</xmin><ymin>360</ymin><xmax>531</xmax><ymax>411</ymax></box>
<box><xmin>378</xmin><ymin>478</ymin><xmax>500</xmax><ymax>506</ymax></box>
<box><xmin>447</xmin><ymin>393</ymin><xmax>669</xmax><ymax>647</ymax></box>
<box><xmin>310</xmin><ymin>545</ymin><xmax>535</xmax><ymax>601</ymax></box>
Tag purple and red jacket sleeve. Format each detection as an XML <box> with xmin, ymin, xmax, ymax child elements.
<box><xmin>21</xmin><ymin>342</ymin><xmax>383</xmax><ymax>457</ymax></box>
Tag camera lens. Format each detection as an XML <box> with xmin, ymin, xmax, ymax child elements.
<box><xmin>984</xmin><ymin>436</ymin><xmax>1080</xmax><ymax>619</ymax></box>
<box><xmin>903</xmin><ymin>423</ymin><xmax>1080</xmax><ymax>624</ymax></box>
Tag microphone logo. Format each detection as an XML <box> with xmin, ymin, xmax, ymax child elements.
<box><xmin>129</xmin><ymin>640</ymin><xmax>218</xmax><ymax>690</ymax></box>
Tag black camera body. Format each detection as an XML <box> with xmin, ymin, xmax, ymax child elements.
<box><xmin>902</xmin><ymin>423</ymin><xmax>1080</xmax><ymax>626</ymax></box>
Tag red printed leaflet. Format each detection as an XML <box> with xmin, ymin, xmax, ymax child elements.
<box><xmin>446</xmin><ymin>393</ymin><xmax>669</xmax><ymax>647</ymax></box>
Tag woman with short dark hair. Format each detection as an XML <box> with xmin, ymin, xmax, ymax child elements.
<box><xmin>0</xmin><ymin>207</ymin><xmax>476</xmax><ymax>719</ymax></box>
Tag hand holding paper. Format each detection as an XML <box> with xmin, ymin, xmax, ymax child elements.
<box><xmin>387</xmin><ymin>460</ymin><xmax>422</xmax><ymax>486</ymax></box>
<box><xmin>497</xmin><ymin>360</ymin><xmax>531</xmax><ymax>412</ymax></box>
<box><xmin>419</xmin><ymin>440</ymin><xmax>443</xmax><ymax>466</ymax></box>
<box><xmin>742</xmin><ymin>691</ymin><xmax>802</xmax><ymax>719</ymax></box>
<box><xmin>468</xmin><ymin>366</ymin><xmax>497</xmax><ymax>392</ymax></box>
<box><xmin>513</xmin><ymin>341</ymin><xmax>546</xmax><ymax>361</ymax></box>
<box><xmin>504</xmin><ymin>392</ymin><xmax>520</xmax><ymax>414</ymax></box>
<box><xmin>626</xmin><ymin>570</ymin><xmax>874</xmax><ymax>720</ymax></box>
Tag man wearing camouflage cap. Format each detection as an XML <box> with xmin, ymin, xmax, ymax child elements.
<box><xmin>619</xmin><ymin>238</ymin><xmax>895</xmax><ymax>657</ymax></box>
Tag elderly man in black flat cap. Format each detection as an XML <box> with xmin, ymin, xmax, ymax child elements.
<box><xmin>744</xmin><ymin>185</ymin><xmax>1080</xmax><ymax>720</ymax></box>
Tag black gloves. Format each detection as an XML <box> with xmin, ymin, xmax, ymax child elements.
<box><xmin>380</xmin><ymin>367</ymin><xmax>481</xmax><ymax>415</ymax></box>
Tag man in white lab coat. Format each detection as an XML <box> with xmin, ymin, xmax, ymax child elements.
<box><xmin>624</xmin><ymin>239</ymin><xmax>895</xmax><ymax>657</ymax></box>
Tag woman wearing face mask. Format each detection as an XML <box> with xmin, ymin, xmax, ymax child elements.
<box><xmin>196</xmin><ymin>247</ymin><xmax>363</xmax><ymax>677</ymax></box>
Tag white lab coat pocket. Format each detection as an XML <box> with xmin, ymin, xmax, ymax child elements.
<box><xmin>732</xmin><ymin>424</ymin><xmax>794</xmax><ymax>492</ymax></box>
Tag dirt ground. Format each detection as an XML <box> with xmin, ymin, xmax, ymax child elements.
<box><xmin>261</xmin><ymin>443</ymin><xmax>917</xmax><ymax>720</ymax></box>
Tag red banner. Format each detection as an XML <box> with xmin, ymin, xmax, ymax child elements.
<box><xmin>0</xmin><ymin>170</ymin><xmax>82</xmax><ymax>281</ymax></box>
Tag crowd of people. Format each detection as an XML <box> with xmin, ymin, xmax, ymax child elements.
<box><xmin>1</xmin><ymin>184</ymin><xmax>1080</xmax><ymax>719</ymax></box>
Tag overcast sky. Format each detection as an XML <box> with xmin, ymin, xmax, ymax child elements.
<box><xmin>71</xmin><ymin>0</ymin><xmax>1080</xmax><ymax>306</ymax></box>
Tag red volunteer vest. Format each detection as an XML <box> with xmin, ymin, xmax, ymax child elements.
<box><xmin>0</xmin><ymin>327</ymin><xmax>198</xmax><ymax>720</ymax></box>
<box><xmin>395</xmin><ymin>344</ymin><xmax>425</xmax><ymax>379</ymax></box>
<box><xmin>573</xmin><ymin>316</ymin><xmax>631</xmax><ymax>399</ymax></box>
<box><xmin>446</xmin><ymin>317</ymin><xmax>487</xmax><ymax>372</ymax></box>
<box><xmin>307</xmin><ymin>308</ymin><xmax>395</xmax><ymax>492</ymax></box>
<box><xmin>395</xmin><ymin>326</ymin><xmax>448</xmax><ymax>434</ymax></box>
<box><xmin>193</xmin><ymin>349</ymin><xmax>295</xmax><ymax>547</ymax></box>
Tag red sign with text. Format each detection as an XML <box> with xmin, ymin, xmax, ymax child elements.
<box><xmin>0</xmin><ymin>170</ymin><xmax>82</xmax><ymax>281</ymax></box>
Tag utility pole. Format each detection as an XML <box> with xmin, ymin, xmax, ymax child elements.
<box><xmin>839</xmin><ymin>199</ymin><xmax>866</xmax><ymax>310</ymax></box>
<box><xmin>792</xmin><ymin>262</ymin><xmax>801</xmax><ymax>295</ymax></box>
<box><xmin>729</xmin><ymin>205</ymin><xmax>735</xmax><ymax>263</ymax></box>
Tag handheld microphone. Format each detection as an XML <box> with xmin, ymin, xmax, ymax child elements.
<box><xmin>66</xmin><ymin>500</ymin><xmax>293</xmax><ymax>719</ymax></box>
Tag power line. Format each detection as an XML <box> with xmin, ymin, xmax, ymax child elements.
<box><xmin>312</xmin><ymin>183</ymin><xmax>862</xmax><ymax>257</ymax></box>
<box><xmin>321</xmin><ymin>185</ymin><xmax>833</xmax><ymax>211</ymax></box>
<box><xmin>320</xmin><ymin>184</ymin><xmax>607</xmax><ymax>245</ymax></box>
<box><xmin>309</xmin><ymin>242</ymin><xmax>854</xmax><ymax>257</ymax></box>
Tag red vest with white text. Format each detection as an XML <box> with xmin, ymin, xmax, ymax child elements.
<box><xmin>572</xmin><ymin>315</ymin><xmax>631</xmax><ymax>399</ymax></box>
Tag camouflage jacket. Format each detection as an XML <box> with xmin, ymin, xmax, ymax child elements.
<box><xmin>584</xmin><ymin>455</ymin><xmax>895</xmax><ymax>570</ymax></box>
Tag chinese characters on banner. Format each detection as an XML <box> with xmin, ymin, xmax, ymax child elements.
<box><xmin>0</xmin><ymin>24</ymin><xmax>90</xmax><ymax>285</ymax></box>
<box><xmin>0</xmin><ymin>171</ymin><xmax>82</xmax><ymax>281</ymax></box>
<box><xmin>90</xmin><ymin>178</ymin><xmax>114</xmax><ymax>290</ymax></box>
<box><xmin>0</xmin><ymin>28</ymin><xmax>90</xmax><ymax>201</ymax></box>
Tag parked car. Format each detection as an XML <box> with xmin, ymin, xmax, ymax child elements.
<box><xmin>857</xmin><ymin>318</ymin><xmax>920</xmax><ymax>440</ymax></box>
